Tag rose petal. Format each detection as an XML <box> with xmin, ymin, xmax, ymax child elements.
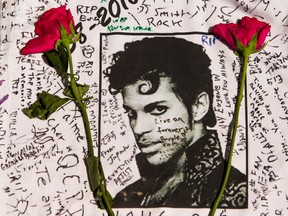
<box><xmin>67</xmin><ymin>9</ymin><xmax>75</xmax><ymax>28</ymax></box>
<box><xmin>236</xmin><ymin>17</ymin><xmax>257</xmax><ymax>45</ymax></box>
<box><xmin>21</xmin><ymin>34</ymin><xmax>59</xmax><ymax>55</ymax></box>
<box><xmin>35</xmin><ymin>7</ymin><xmax>58</xmax><ymax>35</ymax></box>
<box><xmin>35</xmin><ymin>21</ymin><xmax>61</xmax><ymax>38</ymax></box>
<box><xmin>35</xmin><ymin>6</ymin><xmax>73</xmax><ymax>36</ymax></box>
<box><xmin>56</xmin><ymin>15</ymin><xmax>72</xmax><ymax>34</ymax></box>
<box><xmin>211</xmin><ymin>16</ymin><xmax>270</xmax><ymax>53</ymax></box>
<box><xmin>212</xmin><ymin>23</ymin><xmax>237</xmax><ymax>50</ymax></box>
<box><xmin>236</xmin><ymin>16</ymin><xmax>270</xmax><ymax>48</ymax></box>
<box><xmin>240</xmin><ymin>16</ymin><xmax>267</xmax><ymax>29</ymax></box>
<box><xmin>22</xmin><ymin>6</ymin><xmax>76</xmax><ymax>55</ymax></box>
<box><xmin>234</xmin><ymin>25</ymin><xmax>250</xmax><ymax>46</ymax></box>
<box><xmin>256</xmin><ymin>24</ymin><xmax>271</xmax><ymax>50</ymax></box>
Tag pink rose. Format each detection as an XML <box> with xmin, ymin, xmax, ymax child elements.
<box><xmin>212</xmin><ymin>16</ymin><xmax>271</xmax><ymax>52</ymax></box>
<box><xmin>21</xmin><ymin>6</ymin><xmax>75</xmax><ymax>55</ymax></box>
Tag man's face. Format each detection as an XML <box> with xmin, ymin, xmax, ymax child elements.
<box><xmin>122</xmin><ymin>77</ymin><xmax>195</xmax><ymax>165</ymax></box>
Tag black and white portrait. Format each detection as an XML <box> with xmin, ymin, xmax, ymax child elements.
<box><xmin>100</xmin><ymin>34</ymin><xmax>248</xmax><ymax>209</ymax></box>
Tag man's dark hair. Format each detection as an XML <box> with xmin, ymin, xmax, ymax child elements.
<box><xmin>104</xmin><ymin>36</ymin><xmax>216</xmax><ymax>127</ymax></box>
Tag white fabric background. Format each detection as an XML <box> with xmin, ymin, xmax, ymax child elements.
<box><xmin>0</xmin><ymin>0</ymin><xmax>288</xmax><ymax>215</ymax></box>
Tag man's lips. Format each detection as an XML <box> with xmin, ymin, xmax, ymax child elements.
<box><xmin>138</xmin><ymin>142</ymin><xmax>162</xmax><ymax>154</ymax></box>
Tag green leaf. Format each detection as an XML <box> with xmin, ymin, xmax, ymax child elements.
<box><xmin>84</xmin><ymin>155</ymin><xmax>102</xmax><ymax>191</ymax></box>
<box><xmin>22</xmin><ymin>91</ymin><xmax>70</xmax><ymax>120</ymax></box>
<box><xmin>95</xmin><ymin>186</ymin><xmax>114</xmax><ymax>210</ymax></box>
<box><xmin>99</xmin><ymin>187</ymin><xmax>114</xmax><ymax>209</ymax></box>
<box><xmin>69</xmin><ymin>21</ymin><xmax>75</xmax><ymax>35</ymax></box>
<box><xmin>247</xmin><ymin>33</ymin><xmax>258</xmax><ymax>52</ymax></box>
<box><xmin>84</xmin><ymin>155</ymin><xmax>114</xmax><ymax>212</ymax></box>
<box><xmin>54</xmin><ymin>39</ymin><xmax>61</xmax><ymax>51</ymax></box>
<box><xmin>233</xmin><ymin>34</ymin><xmax>245</xmax><ymax>51</ymax></box>
<box><xmin>45</xmin><ymin>47</ymin><xmax>68</xmax><ymax>76</ymax></box>
<box><xmin>71</xmin><ymin>31</ymin><xmax>81</xmax><ymax>43</ymax></box>
<box><xmin>59</xmin><ymin>23</ymin><xmax>69</xmax><ymax>40</ymax></box>
<box><xmin>63</xmin><ymin>83</ymin><xmax>89</xmax><ymax>99</ymax></box>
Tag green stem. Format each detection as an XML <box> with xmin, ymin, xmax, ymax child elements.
<box><xmin>209</xmin><ymin>52</ymin><xmax>249</xmax><ymax>216</ymax></box>
<box><xmin>63</xmin><ymin>41</ymin><xmax>114</xmax><ymax>216</ymax></box>
<box><xmin>100</xmin><ymin>186</ymin><xmax>114</xmax><ymax>216</ymax></box>
<box><xmin>63</xmin><ymin>40</ymin><xmax>94</xmax><ymax>157</ymax></box>
<box><xmin>99</xmin><ymin>161</ymin><xmax>115</xmax><ymax>216</ymax></box>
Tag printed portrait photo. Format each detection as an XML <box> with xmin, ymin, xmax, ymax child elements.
<box><xmin>99</xmin><ymin>33</ymin><xmax>248</xmax><ymax>209</ymax></box>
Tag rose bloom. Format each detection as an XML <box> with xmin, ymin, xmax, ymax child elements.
<box><xmin>212</xmin><ymin>16</ymin><xmax>271</xmax><ymax>51</ymax></box>
<box><xmin>21</xmin><ymin>6</ymin><xmax>75</xmax><ymax>55</ymax></box>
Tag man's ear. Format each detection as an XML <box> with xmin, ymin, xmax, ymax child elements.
<box><xmin>191</xmin><ymin>92</ymin><xmax>210</xmax><ymax>122</ymax></box>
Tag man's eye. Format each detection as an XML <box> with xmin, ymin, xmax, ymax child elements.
<box><xmin>150</xmin><ymin>106</ymin><xmax>167</xmax><ymax>115</ymax></box>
